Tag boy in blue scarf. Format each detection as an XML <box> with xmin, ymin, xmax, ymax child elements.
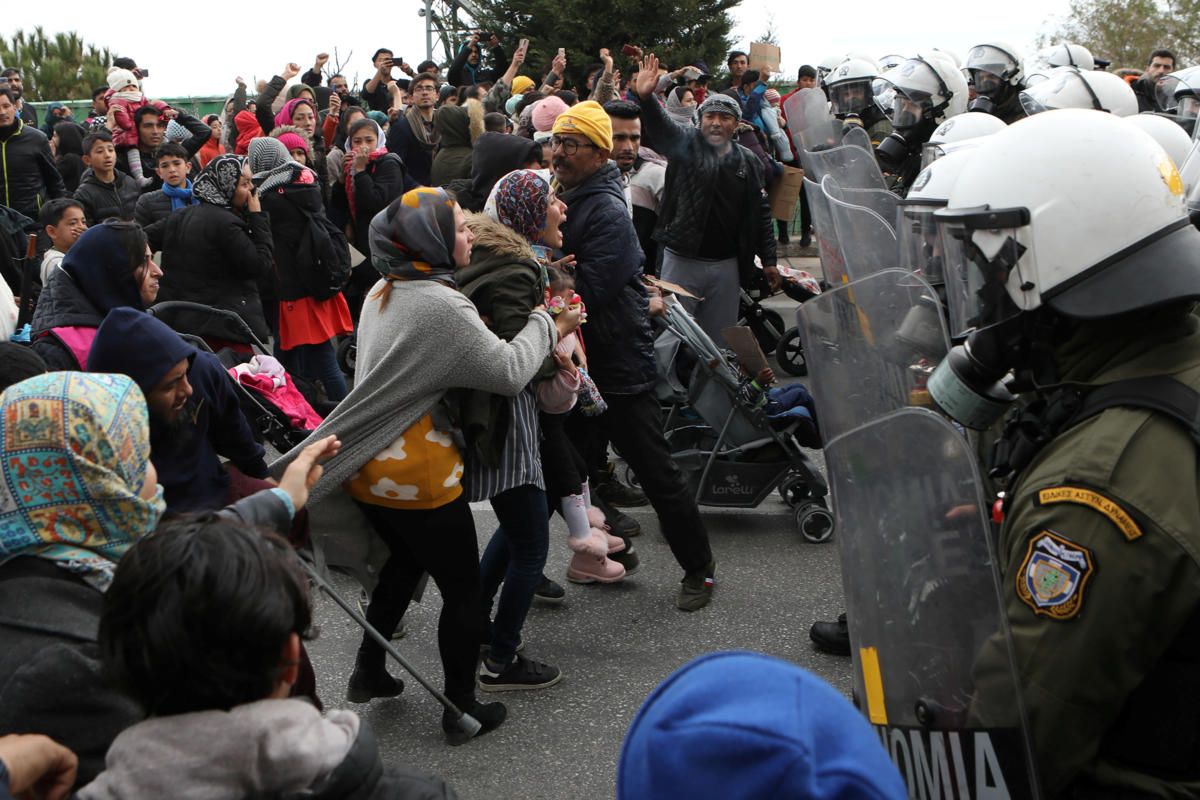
<box><xmin>134</xmin><ymin>142</ymin><xmax>198</xmax><ymax>231</ymax></box>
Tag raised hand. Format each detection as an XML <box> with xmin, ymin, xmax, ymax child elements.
<box><xmin>632</xmin><ymin>54</ymin><xmax>660</xmax><ymax>99</ymax></box>
<box><xmin>283</xmin><ymin>62</ymin><xmax>301</xmax><ymax>80</ymax></box>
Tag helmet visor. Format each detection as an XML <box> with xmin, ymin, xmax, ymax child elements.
<box><xmin>1179</xmin><ymin>95</ymin><xmax>1200</xmax><ymax>120</ymax></box>
<box><xmin>1157</xmin><ymin>74</ymin><xmax>1183</xmax><ymax>112</ymax></box>
<box><xmin>899</xmin><ymin>204</ymin><xmax>949</xmax><ymax>286</ymax></box>
<box><xmin>970</xmin><ymin>69</ymin><xmax>1004</xmax><ymax>96</ymax></box>
<box><xmin>830</xmin><ymin>80</ymin><xmax>873</xmax><ymax>115</ymax></box>
<box><xmin>936</xmin><ymin>210</ymin><xmax>1032</xmax><ymax>336</ymax></box>
<box><xmin>891</xmin><ymin>93</ymin><xmax>928</xmax><ymax>129</ymax></box>
<box><xmin>1018</xmin><ymin>68</ymin><xmax>1100</xmax><ymax>115</ymax></box>
<box><xmin>965</xmin><ymin>45</ymin><xmax>1017</xmax><ymax>82</ymax></box>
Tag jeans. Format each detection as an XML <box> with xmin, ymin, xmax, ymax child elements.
<box><xmin>279</xmin><ymin>340</ymin><xmax>348</xmax><ymax>401</ymax></box>
<box><xmin>479</xmin><ymin>484</ymin><xmax>550</xmax><ymax>664</ymax></box>
<box><xmin>353</xmin><ymin>496</ymin><xmax>483</xmax><ymax>707</ymax></box>
<box><xmin>603</xmin><ymin>391</ymin><xmax>712</xmax><ymax>573</ymax></box>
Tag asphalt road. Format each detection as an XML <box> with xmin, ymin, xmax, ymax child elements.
<box><xmin>302</xmin><ymin>287</ymin><xmax>854</xmax><ymax>799</ymax></box>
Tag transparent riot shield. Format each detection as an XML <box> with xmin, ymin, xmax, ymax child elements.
<box><xmin>796</xmin><ymin>269</ymin><xmax>1041</xmax><ymax>798</ymax></box>
<box><xmin>823</xmin><ymin>175</ymin><xmax>899</xmax><ymax>281</ymax></box>
<box><xmin>785</xmin><ymin>86</ymin><xmax>842</xmax><ymax>153</ymax></box>
<box><xmin>785</xmin><ymin>86</ymin><xmax>888</xmax><ymax>189</ymax></box>
<box><xmin>806</xmin><ymin>176</ymin><xmax>849</xmax><ymax>286</ymax></box>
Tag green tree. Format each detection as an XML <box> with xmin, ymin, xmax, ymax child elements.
<box><xmin>466</xmin><ymin>0</ymin><xmax>738</xmax><ymax>92</ymax></box>
<box><xmin>0</xmin><ymin>27</ymin><xmax>114</xmax><ymax>101</ymax></box>
<box><xmin>1038</xmin><ymin>0</ymin><xmax>1199</xmax><ymax>69</ymax></box>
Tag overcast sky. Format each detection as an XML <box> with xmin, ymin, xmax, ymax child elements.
<box><xmin>9</xmin><ymin>0</ymin><xmax>1074</xmax><ymax>97</ymax></box>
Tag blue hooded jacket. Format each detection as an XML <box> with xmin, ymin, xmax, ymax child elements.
<box><xmin>88</xmin><ymin>307</ymin><xmax>270</xmax><ymax>512</ymax></box>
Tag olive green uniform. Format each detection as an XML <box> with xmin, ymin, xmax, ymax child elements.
<box><xmin>993</xmin><ymin>311</ymin><xmax>1200</xmax><ymax>797</ymax></box>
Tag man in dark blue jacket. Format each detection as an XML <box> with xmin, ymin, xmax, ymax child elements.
<box><xmin>552</xmin><ymin>101</ymin><xmax>716</xmax><ymax>611</ymax></box>
<box><xmin>87</xmin><ymin>308</ymin><xmax>274</xmax><ymax>516</ymax></box>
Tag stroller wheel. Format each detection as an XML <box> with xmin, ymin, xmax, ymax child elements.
<box><xmin>336</xmin><ymin>337</ymin><xmax>356</xmax><ymax>377</ymax></box>
<box><xmin>776</xmin><ymin>328</ymin><xmax>808</xmax><ymax>377</ymax></box>
<box><xmin>795</xmin><ymin>501</ymin><xmax>835</xmax><ymax>543</ymax></box>
<box><xmin>748</xmin><ymin>308</ymin><xmax>785</xmax><ymax>354</ymax></box>
<box><xmin>778</xmin><ymin>474</ymin><xmax>812</xmax><ymax>507</ymax></box>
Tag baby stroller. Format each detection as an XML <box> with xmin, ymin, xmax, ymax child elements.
<box><xmin>651</xmin><ymin>296</ymin><xmax>834</xmax><ymax>542</ymax></box>
<box><xmin>148</xmin><ymin>300</ymin><xmax>324</xmax><ymax>452</ymax></box>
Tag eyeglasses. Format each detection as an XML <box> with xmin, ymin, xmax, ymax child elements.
<box><xmin>549</xmin><ymin>135</ymin><xmax>598</xmax><ymax>155</ymax></box>
<box><xmin>413</xmin><ymin>85</ymin><xmax>438</xmax><ymax>93</ymax></box>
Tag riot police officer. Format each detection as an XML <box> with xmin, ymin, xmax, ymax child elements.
<box><xmin>964</xmin><ymin>41</ymin><xmax>1027</xmax><ymax>123</ymax></box>
<box><xmin>825</xmin><ymin>56</ymin><xmax>893</xmax><ymax>145</ymax></box>
<box><xmin>873</xmin><ymin>52</ymin><xmax>968</xmax><ymax>194</ymax></box>
<box><xmin>927</xmin><ymin>109</ymin><xmax>1200</xmax><ymax>796</ymax></box>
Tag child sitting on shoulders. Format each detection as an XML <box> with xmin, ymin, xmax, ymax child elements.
<box><xmin>105</xmin><ymin>68</ymin><xmax>169</xmax><ymax>187</ymax></box>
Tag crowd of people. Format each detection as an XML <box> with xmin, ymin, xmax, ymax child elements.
<box><xmin>0</xmin><ymin>28</ymin><xmax>1198</xmax><ymax>799</ymax></box>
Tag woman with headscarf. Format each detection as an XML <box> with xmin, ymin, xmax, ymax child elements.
<box><xmin>666</xmin><ymin>86</ymin><xmax>698</xmax><ymax>126</ymax></box>
<box><xmin>155</xmin><ymin>153</ymin><xmax>276</xmax><ymax>341</ymax></box>
<box><xmin>268</xmin><ymin>97</ymin><xmax>329</xmax><ymax>192</ymax></box>
<box><xmin>196</xmin><ymin>114</ymin><xmax>225</xmax><ymax>168</ymax></box>
<box><xmin>0</xmin><ymin>371</ymin><xmax>333</xmax><ymax>786</ymax></box>
<box><xmin>273</xmin><ymin>186</ymin><xmax>579</xmax><ymax>742</ymax></box>
<box><xmin>457</xmin><ymin>169</ymin><xmax>624</xmax><ymax>693</ymax></box>
<box><xmin>331</xmin><ymin>118</ymin><xmax>413</xmax><ymax>320</ymax></box>
<box><xmin>249</xmin><ymin>137</ymin><xmax>353</xmax><ymax>401</ymax></box>
<box><xmin>430</xmin><ymin>99</ymin><xmax>485</xmax><ymax>186</ymax></box>
<box><xmin>325</xmin><ymin>106</ymin><xmax>368</xmax><ymax>195</ymax></box>
<box><xmin>30</xmin><ymin>221</ymin><xmax>163</xmax><ymax>371</ymax></box>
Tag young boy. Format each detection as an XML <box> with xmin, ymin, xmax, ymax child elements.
<box><xmin>37</xmin><ymin>198</ymin><xmax>87</xmax><ymax>284</ymax></box>
<box><xmin>81</xmin><ymin>512</ymin><xmax>459</xmax><ymax>798</ymax></box>
<box><xmin>134</xmin><ymin>141</ymin><xmax>197</xmax><ymax>229</ymax></box>
<box><xmin>73</xmin><ymin>131</ymin><xmax>140</xmax><ymax>226</ymax></box>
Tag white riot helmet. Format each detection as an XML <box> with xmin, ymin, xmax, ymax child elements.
<box><xmin>1019</xmin><ymin>66</ymin><xmax>1137</xmax><ymax>117</ymax></box>
<box><xmin>875</xmin><ymin>53</ymin><xmax>968</xmax><ymax>166</ymax></box>
<box><xmin>1022</xmin><ymin>54</ymin><xmax>1053</xmax><ymax>87</ymax></box>
<box><xmin>817</xmin><ymin>54</ymin><xmax>842</xmax><ymax>82</ymax></box>
<box><xmin>1046</xmin><ymin>42</ymin><xmax>1095</xmax><ymax>71</ymax></box>
<box><xmin>826</xmin><ymin>57</ymin><xmax>879</xmax><ymax>117</ymax></box>
<box><xmin>1156</xmin><ymin>66</ymin><xmax>1200</xmax><ymax>119</ymax></box>
<box><xmin>920</xmin><ymin>112</ymin><xmax>1007</xmax><ymax>169</ymax></box>
<box><xmin>1126</xmin><ymin>113</ymin><xmax>1192</xmax><ymax>169</ymax></box>
<box><xmin>928</xmin><ymin>109</ymin><xmax>1200</xmax><ymax>428</ymax></box>
<box><xmin>965</xmin><ymin>42</ymin><xmax>1024</xmax><ymax>115</ymax></box>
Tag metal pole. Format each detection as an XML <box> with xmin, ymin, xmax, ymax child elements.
<box><xmin>425</xmin><ymin>0</ymin><xmax>434</xmax><ymax>65</ymax></box>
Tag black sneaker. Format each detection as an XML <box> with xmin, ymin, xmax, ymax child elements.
<box><xmin>608</xmin><ymin>544</ymin><xmax>639</xmax><ymax>576</ymax></box>
<box><xmin>596</xmin><ymin>476</ymin><xmax>648</xmax><ymax>508</ymax></box>
<box><xmin>443</xmin><ymin>699</ymin><xmax>507</xmax><ymax>745</ymax></box>
<box><xmin>809</xmin><ymin>612</ymin><xmax>851</xmax><ymax>656</ymax></box>
<box><xmin>533</xmin><ymin>574</ymin><xmax>566</xmax><ymax>605</ymax></box>
<box><xmin>479</xmin><ymin>653</ymin><xmax>563</xmax><ymax>692</ymax></box>
<box><xmin>593</xmin><ymin>495</ymin><xmax>641</xmax><ymax>537</ymax></box>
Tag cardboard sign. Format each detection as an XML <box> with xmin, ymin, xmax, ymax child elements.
<box><xmin>722</xmin><ymin>325</ymin><xmax>770</xmax><ymax>375</ymax></box>
<box><xmin>750</xmin><ymin>42</ymin><xmax>781</xmax><ymax>76</ymax></box>
<box><xmin>769</xmin><ymin>165</ymin><xmax>805</xmax><ymax>221</ymax></box>
<box><xmin>644</xmin><ymin>275</ymin><xmax>703</xmax><ymax>300</ymax></box>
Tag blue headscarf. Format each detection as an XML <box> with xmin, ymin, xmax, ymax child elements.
<box><xmin>61</xmin><ymin>223</ymin><xmax>147</xmax><ymax>313</ymax></box>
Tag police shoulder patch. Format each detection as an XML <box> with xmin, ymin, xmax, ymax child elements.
<box><xmin>1015</xmin><ymin>530</ymin><xmax>1095</xmax><ymax>620</ymax></box>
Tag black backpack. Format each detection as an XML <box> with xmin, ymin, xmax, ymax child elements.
<box><xmin>293</xmin><ymin>200</ymin><xmax>352</xmax><ymax>301</ymax></box>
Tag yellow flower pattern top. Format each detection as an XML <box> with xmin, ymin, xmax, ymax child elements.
<box><xmin>343</xmin><ymin>413</ymin><xmax>464</xmax><ymax>510</ymax></box>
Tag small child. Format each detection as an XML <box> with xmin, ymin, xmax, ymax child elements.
<box><xmin>134</xmin><ymin>142</ymin><xmax>197</xmax><ymax>230</ymax></box>
<box><xmin>726</xmin><ymin>353</ymin><xmax>822</xmax><ymax>449</ymax></box>
<box><xmin>74</xmin><ymin>131</ymin><xmax>141</xmax><ymax>226</ymax></box>
<box><xmin>537</xmin><ymin>266</ymin><xmax>626</xmax><ymax>583</ymax></box>
<box><xmin>38</xmin><ymin>198</ymin><xmax>87</xmax><ymax>285</ymax></box>
<box><xmin>105</xmin><ymin>67</ymin><xmax>169</xmax><ymax>187</ymax></box>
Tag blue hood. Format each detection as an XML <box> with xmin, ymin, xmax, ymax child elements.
<box><xmin>61</xmin><ymin>225</ymin><xmax>147</xmax><ymax>314</ymax></box>
<box><xmin>88</xmin><ymin>307</ymin><xmax>196</xmax><ymax>396</ymax></box>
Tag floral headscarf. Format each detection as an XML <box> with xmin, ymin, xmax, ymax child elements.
<box><xmin>484</xmin><ymin>169</ymin><xmax>552</xmax><ymax>245</ymax></box>
<box><xmin>193</xmin><ymin>153</ymin><xmax>247</xmax><ymax>208</ymax></box>
<box><xmin>368</xmin><ymin>187</ymin><xmax>459</xmax><ymax>285</ymax></box>
<box><xmin>0</xmin><ymin>372</ymin><xmax>164</xmax><ymax>591</ymax></box>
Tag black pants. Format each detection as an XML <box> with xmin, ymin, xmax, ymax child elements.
<box><xmin>354</xmin><ymin>495</ymin><xmax>484</xmax><ymax>707</ymax></box>
<box><xmin>602</xmin><ymin>391</ymin><xmax>712</xmax><ymax>573</ymax></box>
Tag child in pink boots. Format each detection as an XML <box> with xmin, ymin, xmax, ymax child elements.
<box><xmin>105</xmin><ymin>68</ymin><xmax>170</xmax><ymax>187</ymax></box>
<box><xmin>537</xmin><ymin>267</ymin><xmax>627</xmax><ymax>583</ymax></box>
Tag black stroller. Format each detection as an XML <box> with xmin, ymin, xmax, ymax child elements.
<box><xmin>651</xmin><ymin>296</ymin><xmax>834</xmax><ymax>542</ymax></box>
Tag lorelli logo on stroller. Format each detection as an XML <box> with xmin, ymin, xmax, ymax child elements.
<box><xmin>711</xmin><ymin>473</ymin><xmax>757</xmax><ymax>497</ymax></box>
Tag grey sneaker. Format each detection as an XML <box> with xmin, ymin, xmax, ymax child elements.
<box><xmin>478</xmin><ymin>653</ymin><xmax>562</xmax><ymax>692</ymax></box>
<box><xmin>677</xmin><ymin>558</ymin><xmax>716</xmax><ymax>611</ymax></box>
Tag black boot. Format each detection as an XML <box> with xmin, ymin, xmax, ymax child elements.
<box><xmin>593</xmin><ymin>494</ymin><xmax>641</xmax><ymax>537</ymax></box>
<box><xmin>346</xmin><ymin>650</ymin><xmax>405</xmax><ymax>703</ymax></box>
<box><xmin>443</xmin><ymin>699</ymin><xmax>507</xmax><ymax>745</ymax></box>
<box><xmin>809</xmin><ymin>612</ymin><xmax>850</xmax><ymax>656</ymax></box>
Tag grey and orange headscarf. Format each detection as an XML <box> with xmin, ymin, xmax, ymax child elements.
<box><xmin>368</xmin><ymin>187</ymin><xmax>459</xmax><ymax>286</ymax></box>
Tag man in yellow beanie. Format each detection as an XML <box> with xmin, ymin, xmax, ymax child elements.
<box><xmin>552</xmin><ymin>100</ymin><xmax>718</xmax><ymax>611</ymax></box>
<box><xmin>512</xmin><ymin>75</ymin><xmax>535</xmax><ymax>96</ymax></box>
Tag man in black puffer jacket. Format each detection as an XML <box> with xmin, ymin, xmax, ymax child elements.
<box><xmin>0</xmin><ymin>87</ymin><xmax>67</xmax><ymax>219</ymax></box>
<box><xmin>633</xmin><ymin>55</ymin><xmax>778</xmax><ymax>346</ymax></box>
<box><xmin>552</xmin><ymin>100</ymin><xmax>716</xmax><ymax>612</ymax></box>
